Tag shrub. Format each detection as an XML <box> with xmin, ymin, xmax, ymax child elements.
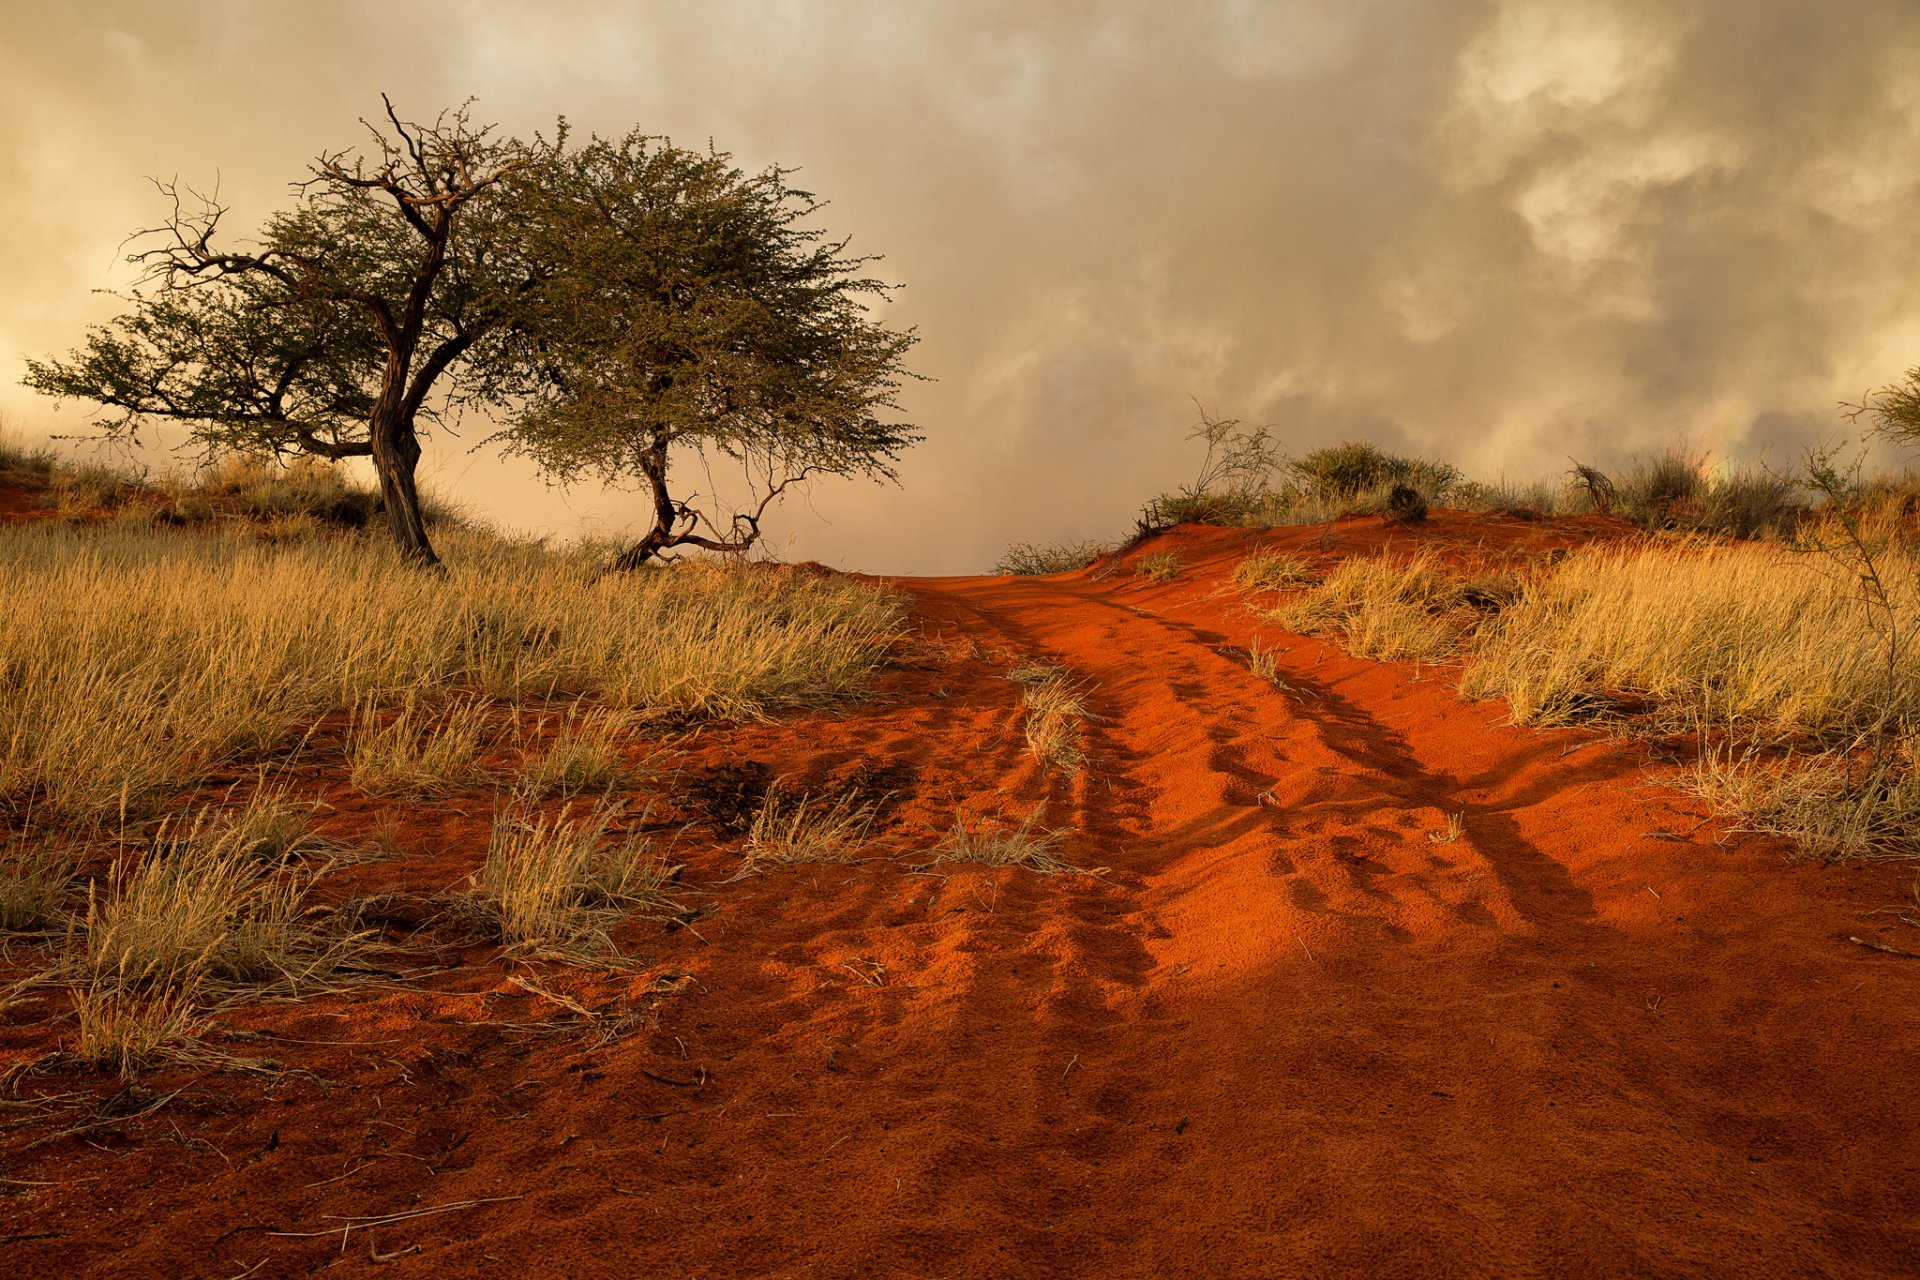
<box><xmin>1287</xmin><ymin>442</ymin><xmax>1461</xmax><ymax>502</ymax></box>
<box><xmin>996</xmin><ymin>539</ymin><xmax>1110</xmax><ymax>575</ymax></box>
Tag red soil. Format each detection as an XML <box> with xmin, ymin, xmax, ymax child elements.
<box><xmin>4</xmin><ymin>512</ymin><xmax>1920</xmax><ymax>1278</ymax></box>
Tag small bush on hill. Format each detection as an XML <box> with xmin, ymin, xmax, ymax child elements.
<box><xmin>996</xmin><ymin>539</ymin><xmax>1110</xmax><ymax>575</ymax></box>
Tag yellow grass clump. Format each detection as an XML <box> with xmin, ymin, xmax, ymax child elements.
<box><xmin>0</xmin><ymin>522</ymin><xmax>905</xmax><ymax>822</ymax></box>
<box><xmin>475</xmin><ymin>798</ymin><xmax>672</xmax><ymax>956</ymax></box>
<box><xmin>1232</xmin><ymin>549</ymin><xmax>1315</xmax><ymax>592</ymax></box>
<box><xmin>1461</xmin><ymin>539</ymin><xmax>1920</xmax><ymax>738</ymax></box>
<box><xmin>738</xmin><ymin>788</ymin><xmax>874</xmax><ymax>873</ymax></box>
<box><xmin>1275</xmin><ymin>552</ymin><xmax>1467</xmax><ymax>662</ymax></box>
<box><xmin>1009</xmin><ymin>665</ymin><xmax>1091</xmax><ymax>776</ymax></box>
<box><xmin>923</xmin><ymin>814</ymin><xmax>1076</xmax><ymax>874</ymax></box>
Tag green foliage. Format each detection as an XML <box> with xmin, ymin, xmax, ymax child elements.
<box><xmin>996</xmin><ymin>539</ymin><xmax>1109</xmax><ymax>575</ymax></box>
<box><xmin>1135</xmin><ymin>405</ymin><xmax>1278</xmax><ymax>535</ymax></box>
<box><xmin>1286</xmin><ymin>441</ymin><xmax>1461</xmax><ymax>501</ymax></box>
<box><xmin>494</xmin><ymin>132</ymin><xmax>919</xmax><ymax>567</ymax></box>
<box><xmin>1847</xmin><ymin>365</ymin><xmax>1920</xmax><ymax>449</ymax></box>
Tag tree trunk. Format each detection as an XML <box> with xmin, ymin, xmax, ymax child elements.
<box><xmin>370</xmin><ymin>401</ymin><xmax>439</xmax><ymax>568</ymax></box>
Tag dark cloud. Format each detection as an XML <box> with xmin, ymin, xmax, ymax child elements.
<box><xmin>4</xmin><ymin>1</ymin><xmax>1918</xmax><ymax>571</ymax></box>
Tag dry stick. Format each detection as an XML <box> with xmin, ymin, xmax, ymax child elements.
<box><xmin>264</xmin><ymin>1194</ymin><xmax>524</xmax><ymax>1239</ymax></box>
<box><xmin>1849</xmin><ymin>936</ymin><xmax>1920</xmax><ymax>958</ymax></box>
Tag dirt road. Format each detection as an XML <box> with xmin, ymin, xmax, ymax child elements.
<box><xmin>5</xmin><ymin>518</ymin><xmax>1919</xmax><ymax>1278</ymax></box>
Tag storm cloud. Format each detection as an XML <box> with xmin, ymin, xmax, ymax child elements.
<box><xmin>4</xmin><ymin>1</ymin><xmax>1918</xmax><ymax>571</ymax></box>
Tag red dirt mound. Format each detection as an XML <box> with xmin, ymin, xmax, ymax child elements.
<box><xmin>3</xmin><ymin>512</ymin><xmax>1918</xmax><ymax>1278</ymax></box>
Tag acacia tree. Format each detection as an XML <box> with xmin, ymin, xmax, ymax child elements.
<box><xmin>494</xmin><ymin>132</ymin><xmax>919</xmax><ymax>569</ymax></box>
<box><xmin>24</xmin><ymin>98</ymin><xmax>537</xmax><ymax>566</ymax></box>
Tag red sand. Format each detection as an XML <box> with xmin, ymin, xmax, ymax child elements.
<box><xmin>4</xmin><ymin>512</ymin><xmax>1920</xmax><ymax>1278</ymax></box>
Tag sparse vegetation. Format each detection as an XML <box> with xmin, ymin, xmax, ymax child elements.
<box><xmin>1233</xmin><ymin>550</ymin><xmax>1314</xmax><ymax>592</ymax></box>
<box><xmin>1461</xmin><ymin>539</ymin><xmax>1919</xmax><ymax>737</ymax></box>
<box><xmin>923</xmin><ymin>814</ymin><xmax>1075</xmax><ymax>874</ymax></box>
<box><xmin>1010</xmin><ymin>665</ymin><xmax>1091</xmax><ymax>776</ymax></box>
<box><xmin>474</xmin><ymin>798</ymin><xmax>671</xmax><ymax>955</ymax></box>
<box><xmin>1275</xmin><ymin>553</ymin><xmax>1471</xmax><ymax>662</ymax></box>
<box><xmin>738</xmin><ymin>787</ymin><xmax>874</xmax><ymax>873</ymax></box>
<box><xmin>996</xmin><ymin>539</ymin><xmax>1110</xmax><ymax>575</ymax></box>
<box><xmin>0</xmin><ymin>522</ymin><xmax>905</xmax><ymax>823</ymax></box>
<box><xmin>82</xmin><ymin>814</ymin><xmax>348</xmax><ymax>993</ymax></box>
<box><xmin>349</xmin><ymin>697</ymin><xmax>490</xmax><ymax>796</ymax></box>
<box><xmin>516</xmin><ymin>706</ymin><xmax>644</xmax><ymax>795</ymax></box>
<box><xmin>1136</xmin><ymin>551</ymin><xmax>1182</xmax><ymax>582</ymax></box>
<box><xmin>0</xmin><ymin>841</ymin><xmax>75</xmax><ymax>932</ymax></box>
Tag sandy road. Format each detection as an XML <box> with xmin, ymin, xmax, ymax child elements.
<box><xmin>5</xmin><ymin>519</ymin><xmax>1919</xmax><ymax>1279</ymax></box>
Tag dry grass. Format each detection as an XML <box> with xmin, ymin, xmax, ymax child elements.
<box><xmin>922</xmin><ymin>814</ymin><xmax>1075</xmax><ymax>874</ymax></box>
<box><xmin>0</xmin><ymin>522</ymin><xmax>905</xmax><ymax>823</ymax></box>
<box><xmin>1232</xmin><ymin>550</ymin><xmax>1315</xmax><ymax>592</ymax></box>
<box><xmin>515</xmin><ymin>706</ymin><xmax>643</xmax><ymax>795</ymax></box>
<box><xmin>1010</xmin><ymin>665</ymin><xmax>1091</xmax><ymax>776</ymax></box>
<box><xmin>1690</xmin><ymin>747</ymin><xmax>1920</xmax><ymax>860</ymax></box>
<box><xmin>996</xmin><ymin>539</ymin><xmax>1110</xmax><ymax>575</ymax></box>
<box><xmin>1461</xmin><ymin>539</ymin><xmax>1920</xmax><ymax>737</ymax></box>
<box><xmin>474</xmin><ymin>798</ymin><xmax>672</xmax><ymax>956</ymax></box>
<box><xmin>738</xmin><ymin>788</ymin><xmax>874</xmax><ymax>874</ymax></box>
<box><xmin>0</xmin><ymin>841</ymin><xmax>75</xmax><ymax>932</ymax></box>
<box><xmin>1136</xmin><ymin>551</ymin><xmax>1182</xmax><ymax>581</ymax></box>
<box><xmin>1275</xmin><ymin>553</ymin><xmax>1468</xmax><ymax>662</ymax></box>
<box><xmin>82</xmin><ymin>815</ymin><xmax>349</xmax><ymax>993</ymax></box>
<box><xmin>349</xmin><ymin>697</ymin><xmax>490</xmax><ymax>796</ymax></box>
<box><xmin>71</xmin><ymin>980</ymin><xmax>200</xmax><ymax>1077</ymax></box>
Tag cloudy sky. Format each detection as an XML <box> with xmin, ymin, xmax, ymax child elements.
<box><xmin>4</xmin><ymin>1</ymin><xmax>1919</xmax><ymax>572</ymax></box>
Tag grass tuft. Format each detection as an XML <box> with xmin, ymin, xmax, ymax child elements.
<box><xmin>1136</xmin><ymin>551</ymin><xmax>1182</xmax><ymax>582</ymax></box>
<box><xmin>923</xmin><ymin>814</ymin><xmax>1076</xmax><ymax>874</ymax></box>
<box><xmin>474</xmin><ymin>798</ymin><xmax>671</xmax><ymax>956</ymax></box>
<box><xmin>738</xmin><ymin>788</ymin><xmax>874</xmax><ymax>874</ymax></box>
<box><xmin>1010</xmin><ymin>666</ymin><xmax>1091</xmax><ymax>775</ymax></box>
<box><xmin>996</xmin><ymin>539</ymin><xmax>1110</xmax><ymax>575</ymax></box>
<box><xmin>1233</xmin><ymin>550</ymin><xmax>1314</xmax><ymax>592</ymax></box>
<box><xmin>348</xmin><ymin>697</ymin><xmax>490</xmax><ymax>796</ymax></box>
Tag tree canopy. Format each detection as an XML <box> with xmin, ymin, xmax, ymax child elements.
<box><xmin>493</xmin><ymin>132</ymin><xmax>919</xmax><ymax>568</ymax></box>
<box><xmin>24</xmin><ymin>103</ymin><xmax>920</xmax><ymax>571</ymax></box>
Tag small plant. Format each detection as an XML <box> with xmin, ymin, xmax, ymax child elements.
<box><xmin>1233</xmin><ymin>550</ymin><xmax>1313</xmax><ymax>592</ymax></box>
<box><xmin>48</xmin><ymin>461</ymin><xmax>131</xmax><ymax>516</ymax></box>
<box><xmin>84</xmin><ymin>815</ymin><xmax>345</xmax><ymax>992</ymax></box>
<box><xmin>1275</xmin><ymin>553</ymin><xmax>1467</xmax><ymax>662</ymax></box>
<box><xmin>1427</xmin><ymin>813</ymin><xmax>1465</xmax><ymax>844</ymax></box>
<box><xmin>0</xmin><ymin>840</ymin><xmax>75</xmax><ymax>932</ymax></box>
<box><xmin>517</xmin><ymin>707</ymin><xmax>641</xmax><ymax>795</ymax></box>
<box><xmin>475</xmin><ymin>798</ymin><xmax>671</xmax><ymax>955</ymax></box>
<box><xmin>1248</xmin><ymin>640</ymin><xmax>1284</xmax><ymax>684</ymax></box>
<box><xmin>1287</xmin><ymin>442</ymin><xmax>1460</xmax><ymax>502</ymax></box>
<box><xmin>739</xmin><ymin>787</ymin><xmax>874</xmax><ymax>873</ymax></box>
<box><xmin>922</xmin><ymin>813</ymin><xmax>1075</xmax><ymax>874</ymax></box>
<box><xmin>1011</xmin><ymin>667</ymin><xmax>1090</xmax><ymax>776</ymax></box>
<box><xmin>216</xmin><ymin>782</ymin><xmax>321</xmax><ymax>862</ymax></box>
<box><xmin>995</xmin><ymin>539</ymin><xmax>1110</xmax><ymax>575</ymax></box>
<box><xmin>71</xmin><ymin>979</ymin><xmax>201</xmax><ymax>1078</ymax></box>
<box><xmin>1136</xmin><ymin>551</ymin><xmax>1182</xmax><ymax>582</ymax></box>
<box><xmin>349</xmin><ymin>696</ymin><xmax>490</xmax><ymax>795</ymax></box>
